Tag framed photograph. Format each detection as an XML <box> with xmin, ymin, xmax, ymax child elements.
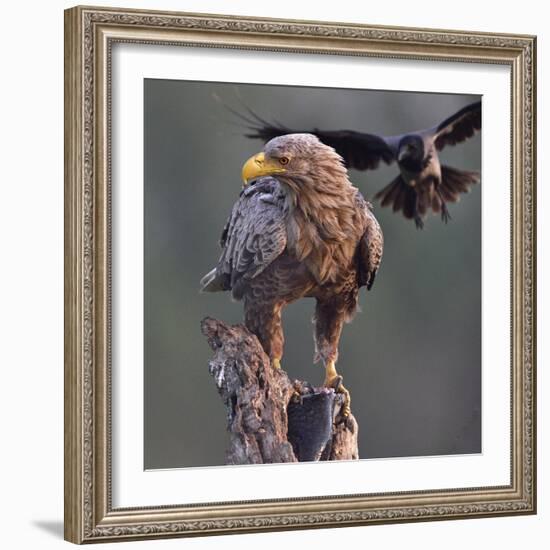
<box><xmin>64</xmin><ymin>5</ymin><xmax>536</xmax><ymax>543</ymax></box>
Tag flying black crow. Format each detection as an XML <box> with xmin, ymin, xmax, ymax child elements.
<box><xmin>242</xmin><ymin>101</ymin><xmax>481</xmax><ymax>229</ymax></box>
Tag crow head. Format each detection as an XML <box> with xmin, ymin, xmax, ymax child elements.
<box><xmin>397</xmin><ymin>135</ymin><xmax>425</xmax><ymax>171</ymax></box>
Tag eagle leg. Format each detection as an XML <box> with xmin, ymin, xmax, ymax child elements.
<box><xmin>244</xmin><ymin>299</ymin><xmax>285</xmax><ymax>370</ymax></box>
<box><xmin>314</xmin><ymin>299</ymin><xmax>352</xmax><ymax>418</ymax></box>
<box><xmin>324</xmin><ymin>361</ymin><xmax>351</xmax><ymax>418</ymax></box>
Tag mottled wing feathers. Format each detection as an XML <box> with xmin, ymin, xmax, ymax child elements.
<box><xmin>201</xmin><ymin>177</ymin><xmax>287</xmax><ymax>300</ymax></box>
<box><xmin>247</xmin><ymin>124</ymin><xmax>395</xmax><ymax>171</ymax></box>
<box><xmin>355</xmin><ymin>194</ymin><xmax>384</xmax><ymax>290</ymax></box>
<box><xmin>433</xmin><ymin>101</ymin><xmax>482</xmax><ymax>151</ymax></box>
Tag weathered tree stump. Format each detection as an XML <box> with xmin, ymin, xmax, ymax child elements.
<box><xmin>201</xmin><ymin>317</ymin><xmax>358</xmax><ymax>464</ymax></box>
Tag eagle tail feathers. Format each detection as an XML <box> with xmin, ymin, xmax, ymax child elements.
<box><xmin>199</xmin><ymin>268</ymin><xmax>224</xmax><ymax>293</ymax></box>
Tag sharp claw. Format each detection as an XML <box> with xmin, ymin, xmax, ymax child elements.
<box><xmin>324</xmin><ymin>362</ymin><xmax>351</xmax><ymax>418</ymax></box>
<box><xmin>325</xmin><ymin>377</ymin><xmax>351</xmax><ymax>418</ymax></box>
<box><xmin>414</xmin><ymin>215</ymin><xmax>424</xmax><ymax>230</ymax></box>
<box><xmin>438</xmin><ymin>194</ymin><xmax>452</xmax><ymax>224</ymax></box>
<box><xmin>290</xmin><ymin>390</ymin><xmax>302</xmax><ymax>404</ymax></box>
<box><xmin>291</xmin><ymin>382</ymin><xmax>303</xmax><ymax>404</ymax></box>
<box><xmin>340</xmin><ymin>387</ymin><xmax>351</xmax><ymax>418</ymax></box>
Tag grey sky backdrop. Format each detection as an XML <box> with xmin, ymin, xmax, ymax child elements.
<box><xmin>144</xmin><ymin>79</ymin><xmax>481</xmax><ymax>470</ymax></box>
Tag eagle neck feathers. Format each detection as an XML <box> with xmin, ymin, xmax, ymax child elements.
<box><xmin>280</xmin><ymin>169</ymin><xmax>363</xmax><ymax>285</ymax></box>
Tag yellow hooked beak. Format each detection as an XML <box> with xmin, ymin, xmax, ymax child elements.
<box><xmin>241</xmin><ymin>152</ymin><xmax>287</xmax><ymax>186</ymax></box>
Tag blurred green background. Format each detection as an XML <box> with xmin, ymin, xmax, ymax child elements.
<box><xmin>144</xmin><ymin>80</ymin><xmax>481</xmax><ymax>469</ymax></box>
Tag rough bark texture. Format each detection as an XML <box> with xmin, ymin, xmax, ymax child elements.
<box><xmin>201</xmin><ymin>317</ymin><xmax>359</xmax><ymax>464</ymax></box>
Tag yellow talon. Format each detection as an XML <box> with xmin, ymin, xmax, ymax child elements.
<box><xmin>339</xmin><ymin>386</ymin><xmax>351</xmax><ymax>418</ymax></box>
<box><xmin>272</xmin><ymin>358</ymin><xmax>281</xmax><ymax>370</ymax></box>
<box><xmin>323</xmin><ymin>361</ymin><xmax>351</xmax><ymax>417</ymax></box>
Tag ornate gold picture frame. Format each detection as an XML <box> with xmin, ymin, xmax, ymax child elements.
<box><xmin>64</xmin><ymin>5</ymin><xmax>536</xmax><ymax>543</ymax></box>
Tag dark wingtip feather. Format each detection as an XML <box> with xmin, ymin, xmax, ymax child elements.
<box><xmin>214</xmin><ymin>94</ymin><xmax>291</xmax><ymax>142</ymax></box>
<box><xmin>434</xmin><ymin>101</ymin><xmax>482</xmax><ymax>150</ymax></box>
<box><xmin>366</xmin><ymin>271</ymin><xmax>377</xmax><ymax>291</ymax></box>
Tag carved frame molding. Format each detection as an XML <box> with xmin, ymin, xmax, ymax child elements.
<box><xmin>64</xmin><ymin>5</ymin><xmax>536</xmax><ymax>543</ymax></box>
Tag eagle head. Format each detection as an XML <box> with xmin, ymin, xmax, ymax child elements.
<box><xmin>241</xmin><ymin>133</ymin><xmax>347</xmax><ymax>187</ymax></box>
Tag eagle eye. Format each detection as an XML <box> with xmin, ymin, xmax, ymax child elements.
<box><xmin>279</xmin><ymin>156</ymin><xmax>290</xmax><ymax>166</ymax></box>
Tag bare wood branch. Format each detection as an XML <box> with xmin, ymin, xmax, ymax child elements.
<box><xmin>201</xmin><ymin>317</ymin><xmax>358</xmax><ymax>464</ymax></box>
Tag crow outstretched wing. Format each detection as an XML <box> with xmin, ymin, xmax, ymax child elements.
<box><xmin>243</xmin><ymin>101</ymin><xmax>482</xmax><ymax>168</ymax></box>
<box><xmin>432</xmin><ymin>101</ymin><xmax>482</xmax><ymax>151</ymax></box>
<box><xmin>247</xmin><ymin>124</ymin><xmax>395</xmax><ymax>171</ymax></box>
